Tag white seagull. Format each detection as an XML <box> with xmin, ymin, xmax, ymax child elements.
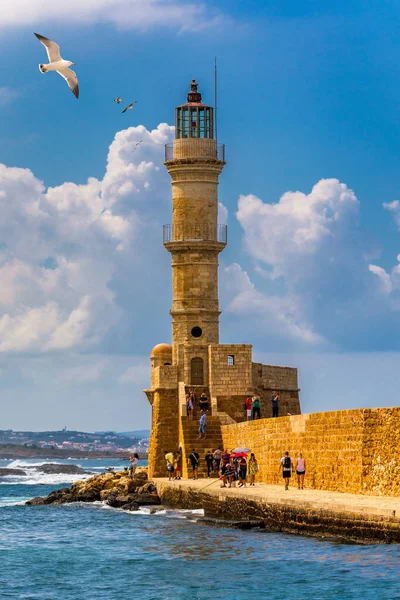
<box><xmin>114</xmin><ymin>97</ymin><xmax>122</xmax><ymax>104</ymax></box>
<box><xmin>34</xmin><ymin>33</ymin><xmax>79</xmax><ymax>99</ymax></box>
<box><xmin>122</xmin><ymin>101</ymin><xmax>137</xmax><ymax>113</ymax></box>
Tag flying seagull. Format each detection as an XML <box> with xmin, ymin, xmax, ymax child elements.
<box><xmin>122</xmin><ymin>102</ymin><xmax>137</xmax><ymax>114</ymax></box>
<box><xmin>34</xmin><ymin>33</ymin><xmax>79</xmax><ymax>99</ymax></box>
<box><xmin>132</xmin><ymin>140</ymin><xmax>143</xmax><ymax>152</ymax></box>
<box><xmin>114</xmin><ymin>97</ymin><xmax>122</xmax><ymax>104</ymax></box>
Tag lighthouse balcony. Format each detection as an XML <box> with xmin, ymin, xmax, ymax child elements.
<box><xmin>163</xmin><ymin>224</ymin><xmax>227</xmax><ymax>244</ymax></box>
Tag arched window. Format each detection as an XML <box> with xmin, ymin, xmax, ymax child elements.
<box><xmin>191</xmin><ymin>357</ymin><xmax>204</xmax><ymax>386</ymax></box>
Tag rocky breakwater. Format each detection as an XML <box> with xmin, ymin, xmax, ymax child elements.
<box><xmin>26</xmin><ymin>467</ymin><xmax>161</xmax><ymax>511</ymax></box>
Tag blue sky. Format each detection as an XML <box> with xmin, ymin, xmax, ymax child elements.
<box><xmin>1</xmin><ymin>0</ymin><xmax>400</xmax><ymax>431</ymax></box>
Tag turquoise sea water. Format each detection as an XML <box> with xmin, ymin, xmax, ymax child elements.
<box><xmin>1</xmin><ymin>458</ymin><xmax>400</xmax><ymax>600</ymax></box>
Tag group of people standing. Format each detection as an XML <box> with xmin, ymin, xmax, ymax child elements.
<box><xmin>165</xmin><ymin>446</ymin><xmax>307</xmax><ymax>490</ymax></box>
<box><xmin>185</xmin><ymin>447</ymin><xmax>259</xmax><ymax>487</ymax></box>
<box><xmin>244</xmin><ymin>391</ymin><xmax>280</xmax><ymax>421</ymax></box>
<box><xmin>164</xmin><ymin>449</ymin><xmax>182</xmax><ymax>481</ymax></box>
<box><xmin>186</xmin><ymin>389</ymin><xmax>209</xmax><ymax>421</ymax></box>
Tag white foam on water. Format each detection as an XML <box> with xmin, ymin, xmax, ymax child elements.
<box><xmin>6</xmin><ymin>459</ymin><xmax>62</xmax><ymax>469</ymax></box>
<box><xmin>0</xmin><ymin>497</ymin><xmax>27</xmax><ymax>507</ymax></box>
<box><xmin>0</xmin><ymin>472</ymin><xmax>94</xmax><ymax>486</ymax></box>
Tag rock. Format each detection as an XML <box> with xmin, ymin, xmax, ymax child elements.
<box><xmin>106</xmin><ymin>493</ymin><xmax>138</xmax><ymax>508</ymax></box>
<box><xmin>136</xmin><ymin>482</ymin><xmax>157</xmax><ymax>495</ymax></box>
<box><xmin>0</xmin><ymin>468</ymin><xmax>27</xmax><ymax>477</ymax></box>
<box><xmin>121</xmin><ymin>502</ymin><xmax>140</xmax><ymax>511</ymax></box>
<box><xmin>134</xmin><ymin>493</ymin><xmax>161</xmax><ymax>506</ymax></box>
<box><xmin>25</xmin><ymin>467</ymin><xmax>157</xmax><ymax>507</ymax></box>
<box><xmin>37</xmin><ymin>464</ymin><xmax>91</xmax><ymax>475</ymax></box>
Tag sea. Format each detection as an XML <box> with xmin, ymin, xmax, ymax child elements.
<box><xmin>1</xmin><ymin>457</ymin><xmax>400</xmax><ymax>600</ymax></box>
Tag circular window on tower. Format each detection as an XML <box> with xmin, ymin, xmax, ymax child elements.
<box><xmin>191</xmin><ymin>326</ymin><xmax>203</xmax><ymax>338</ymax></box>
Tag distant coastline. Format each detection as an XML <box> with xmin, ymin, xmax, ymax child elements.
<box><xmin>0</xmin><ymin>443</ymin><xmax>147</xmax><ymax>460</ymax></box>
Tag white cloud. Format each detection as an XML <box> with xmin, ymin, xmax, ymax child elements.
<box><xmin>384</xmin><ymin>199</ymin><xmax>400</xmax><ymax>228</ymax></box>
<box><xmin>119</xmin><ymin>362</ymin><xmax>149</xmax><ymax>384</ymax></box>
<box><xmin>0</xmin><ymin>0</ymin><xmax>224</xmax><ymax>31</ymax></box>
<box><xmin>222</xmin><ymin>263</ymin><xmax>324</xmax><ymax>344</ymax></box>
<box><xmin>231</xmin><ymin>179</ymin><xmax>400</xmax><ymax>349</ymax></box>
<box><xmin>0</xmin><ymin>122</ymin><xmax>174</xmax><ymax>354</ymax></box>
<box><xmin>218</xmin><ymin>202</ymin><xmax>228</xmax><ymax>225</ymax></box>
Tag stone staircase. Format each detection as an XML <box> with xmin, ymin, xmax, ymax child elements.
<box><xmin>180</xmin><ymin>415</ymin><xmax>223</xmax><ymax>479</ymax></box>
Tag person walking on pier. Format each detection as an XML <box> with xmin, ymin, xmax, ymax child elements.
<box><xmin>198</xmin><ymin>410</ymin><xmax>207</xmax><ymax>440</ymax></box>
<box><xmin>248</xmin><ymin>453</ymin><xmax>258</xmax><ymax>486</ymax></box>
<box><xmin>271</xmin><ymin>391</ymin><xmax>279</xmax><ymax>418</ymax></box>
<box><xmin>205</xmin><ymin>450</ymin><xmax>214</xmax><ymax>478</ymax></box>
<box><xmin>280</xmin><ymin>451</ymin><xmax>294</xmax><ymax>490</ymax></box>
<box><xmin>189</xmin><ymin>448</ymin><xmax>200</xmax><ymax>480</ymax></box>
<box><xmin>295</xmin><ymin>453</ymin><xmax>306</xmax><ymax>489</ymax></box>
<box><xmin>251</xmin><ymin>394</ymin><xmax>261</xmax><ymax>420</ymax></box>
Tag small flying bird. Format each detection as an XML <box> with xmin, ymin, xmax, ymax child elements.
<box><xmin>34</xmin><ymin>33</ymin><xmax>79</xmax><ymax>99</ymax></box>
<box><xmin>132</xmin><ymin>140</ymin><xmax>143</xmax><ymax>152</ymax></box>
<box><xmin>122</xmin><ymin>101</ymin><xmax>137</xmax><ymax>114</ymax></box>
<box><xmin>114</xmin><ymin>97</ymin><xmax>122</xmax><ymax>104</ymax></box>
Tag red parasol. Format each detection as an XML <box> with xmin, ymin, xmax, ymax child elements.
<box><xmin>230</xmin><ymin>452</ymin><xmax>248</xmax><ymax>458</ymax></box>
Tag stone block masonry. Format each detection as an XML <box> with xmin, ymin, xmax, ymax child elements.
<box><xmin>221</xmin><ymin>408</ymin><xmax>400</xmax><ymax>497</ymax></box>
<box><xmin>156</xmin><ymin>479</ymin><xmax>400</xmax><ymax>544</ymax></box>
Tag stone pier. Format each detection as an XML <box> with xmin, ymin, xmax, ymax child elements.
<box><xmin>155</xmin><ymin>478</ymin><xmax>400</xmax><ymax>544</ymax></box>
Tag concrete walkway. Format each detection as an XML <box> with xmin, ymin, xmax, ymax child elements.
<box><xmin>155</xmin><ymin>478</ymin><xmax>400</xmax><ymax>520</ymax></box>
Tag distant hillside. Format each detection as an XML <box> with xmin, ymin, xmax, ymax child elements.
<box><xmin>116</xmin><ymin>430</ymin><xmax>150</xmax><ymax>438</ymax></box>
<box><xmin>0</xmin><ymin>444</ymin><xmax>145</xmax><ymax>460</ymax></box>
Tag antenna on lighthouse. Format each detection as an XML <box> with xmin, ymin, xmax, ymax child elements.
<box><xmin>214</xmin><ymin>56</ymin><xmax>218</xmax><ymax>148</ymax></box>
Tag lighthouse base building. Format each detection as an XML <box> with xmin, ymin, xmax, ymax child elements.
<box><xmin>144</xmin><ymin>80</ymin><xmax>300</xmax><ymax>478</ymax></box>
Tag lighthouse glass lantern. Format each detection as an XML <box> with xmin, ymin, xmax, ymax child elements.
<box><xmin>175</xmin><ymin>80</ymin><xmax>214</xmax><ymax>139</ymax></box>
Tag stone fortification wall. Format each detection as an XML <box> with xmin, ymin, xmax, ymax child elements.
<box><xmin>147</xmin><ymin>388</ymin><xmax>179</xmax><ymax>479</ymax></box>
<box><xmin>252</xmin><ymin>363</ymin><xmax>301</xmax><ymax>418</ymax></box>
<box><xmin>221</xmin><ymin>408</ymin><xmax>400</xmax><ymax>497</ymax></box>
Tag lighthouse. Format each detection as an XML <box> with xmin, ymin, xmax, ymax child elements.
<box><xmin>163</xmin><ymin>79</ymin><xmax>227</xmax><ymax>384</ymax></box>
<box><xmin>145</xmin><ymin>80</ymin><xmax>301</xmax><ymax>478</ymax></box>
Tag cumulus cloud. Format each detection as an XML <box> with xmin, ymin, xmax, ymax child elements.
<box><xmin>384</xmin><ymin>199</ymin><xmax>400</xmax><ymax>228</ymax></box>
<box><xmin>0</xmin><ymin>0</ymin><xmax>224</xmax><ymax>31</ymax></box>
<box><xmin>0</xmin><ymin>122</ymin><xmax>174</xmax><ymax>354</ymax></box>
<box><xmin>229</xmin><ymin>179</ymin><xmax>400</xmax><ymax>350</ymax></box>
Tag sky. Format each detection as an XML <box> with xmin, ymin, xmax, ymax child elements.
<box><xmin>1</xmin><ymin>0</ymin><xmax>400</xmax><ymax>431</ymax></box>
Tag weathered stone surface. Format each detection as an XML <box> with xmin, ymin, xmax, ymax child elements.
<box><xmin>37</xmin><ymin>464</ymin><xmax>90</xmax><ymax>475</ymax></box>
<box><xmin>0</xmin><ymin>468</ymin><xmax>26</xmax><ymax>477</ymax></box>
<box><xmin>26</xmin><ymin>467</ymin><xmax>152</xmax><ymax>507</ymax></box>
<box><xmin>156</xmin><ymin>480</ymin><xmax>400</xmax><ymax>544</ymax></box>
<box><xmin>220</xmin><ymin>408</ymin><xmax>400</xmax><ymax>497</ymax></box>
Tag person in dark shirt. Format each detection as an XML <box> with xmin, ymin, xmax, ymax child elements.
<box><xmin>204</xmin><ymin>450</ymin><xmax>214</xmax><ymax>478</ymax></box>
<box><xmin>220</xmin><ymin>449</ymin><xmax>231</xmax><ymax>476</ymax></box>
<box><xmin>188</xmin><ymin>448</ymin><xmax>200</xmax><ymax>480</ymax></box>
<box><xmin>271</xmin><ymin>391</ymin><xmax>279</xmax><ymax>418</ymax></box>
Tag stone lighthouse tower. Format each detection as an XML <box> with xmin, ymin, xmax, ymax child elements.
<box><xmin>145</xmin><ymin>80</ymin><xmax>301</xmax><ymax>478</ymax></box>
<box><xmin>163</xmin><ymin>79</ymin><xmax>227</xmax><ymax>384</ymax></box>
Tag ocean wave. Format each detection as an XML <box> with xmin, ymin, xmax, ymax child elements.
<box><xmin>0</xmin><ymin>472</ymin><xmax>93</xmax><ymax>486</ymax></box>
<box><xmin>6</xmin><ymin>459</ymin><xmax>65</xmax><ymax>469</ymax></box>
<box><xmin>0</xmin><ymin>497</ymin><xmax>27</xmax><ymax>508</ymax></box>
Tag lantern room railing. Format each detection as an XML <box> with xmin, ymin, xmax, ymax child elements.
<box><xmin>163</xmin><ymin>224</ymin><xmax>227</xmax><ymax>244</ymax></box>
<box><xmin>165</xmin><ymin>143</ymin><xmax>225</xmax><ymax>162</ymax></box>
